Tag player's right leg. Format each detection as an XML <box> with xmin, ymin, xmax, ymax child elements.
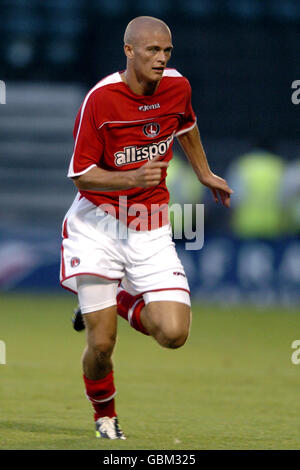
<box><xmin>60</xmin><ymin>198</ymin><xmax>126</xmax><ymax>438</ymax></box>
<box><xmin>77</xmin><ymin>275</ymin><xmax>126</xmax><ymax>439</ymax></box>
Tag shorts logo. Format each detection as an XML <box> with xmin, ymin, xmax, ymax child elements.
<box><xmin>143</xmin><ymin>123</ymin><xmax>160</xmax><ymax>138</ymax></box>
<box><xmin>173</xmin><ymin>271</ymin><xmax>186</xmax><ymax>277</ymax></box>
<box><xmin>71</xmin><ymin>257</ymin><xmax>80</xmax><ymax>268</ymax></box>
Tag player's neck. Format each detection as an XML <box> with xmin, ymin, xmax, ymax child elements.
<box><xmin>121</xmin><ymin>70</ymin><xmax>160</xmax><ymax>96</ymax></box>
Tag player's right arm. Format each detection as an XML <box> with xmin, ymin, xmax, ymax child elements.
<box><xmin>72</xmin><ymin>156</ymin><xmax>168</xmax><ymax>191</ymax></box>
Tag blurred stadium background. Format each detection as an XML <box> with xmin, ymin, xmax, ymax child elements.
<box><xmin>0</xmin><ymin>0</ymin><xmax>299</xmax><ymax>305</ymax></box>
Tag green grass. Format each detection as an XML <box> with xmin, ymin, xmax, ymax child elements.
<box><xmin>0</xmin><ymin>293</ymin><xmax>300</xmax><ymax>450</ymax></box>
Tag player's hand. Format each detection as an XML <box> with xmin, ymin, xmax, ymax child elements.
<box><xmin>199</xmin><ymin>172</ymin><xmax>233</xmax><ymax>208</ymax></box>
<box><xmin>131</xmin><ymin>155</ymin><xmax>169</xmax><ymax>188</ymax></box>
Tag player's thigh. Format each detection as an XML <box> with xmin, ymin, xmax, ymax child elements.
<box><xmin>144</xmin><ymin>300</ymin><xmax>191</xmax><ymax>340</ymax></box>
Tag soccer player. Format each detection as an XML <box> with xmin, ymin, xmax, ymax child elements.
<box><xmin>60</xmin><ymin>16</ymin><xmax>233</xmax><ymax>439</ymax></box>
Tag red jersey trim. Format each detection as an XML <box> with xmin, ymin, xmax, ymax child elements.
<box><xmin>98</xmin><ymin>115</ymin><xmax>174</xmax><ymax>130</ymax></box>
<box><xmin>175</xmin><ymin>119</ymin><xmax>197</xmax><ymax>137</ymax></box>
<box><xmin>68</xmin><ymin>163</ymin><xmax>97</xmax><ymax>178</ymax></box>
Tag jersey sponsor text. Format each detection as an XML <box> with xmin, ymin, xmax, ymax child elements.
<box><xmin>114</xmin><ymin>134</ymin><xmax>174</xmax><ymax>167</ymax></box>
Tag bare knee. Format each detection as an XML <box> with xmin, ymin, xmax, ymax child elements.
<box><xmin>83</xmin><ymin>306</ymin><xmax>117</xmax><ymax>360</ymax></box>
<box><xmin>144</xmin><ymin>303</ymin><xmax>191</xmax><ymax>349</ymax></box>
<box><xmin>91</xmin><ymin>336</ymin><xmax>115</xmax><ymax>356</ymax></box>
<box><xmin>159</xmin><ymin>325</ymin><xmax>189</xmax><ymax>349</ymax></box>
<box><xmin>84</xmin><ymin>328</ymin><xmax>116</xmax><ymax>368</ymax></box>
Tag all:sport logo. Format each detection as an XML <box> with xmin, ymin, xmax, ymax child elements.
<box><xmin>114</xmin><ymin>133</ymin><xmax>174</xmax><ymax>167</ymax></box>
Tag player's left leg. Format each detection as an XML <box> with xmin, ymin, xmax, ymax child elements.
<box><xmin>117</xmin><ymin>221</ymin><xmax>192</xmax><ymax>345</ymax></box>
<box><xmin>140</xmin><ymin>300</ymin><xmax>191</xmax><ymax>349</ymax></box>
<box><xmin>116</xmin><ymin>286</ymin><xmax>191</xmax><ymax>347</ymax></box>
<box><xmin>77</xmin><ymin>275</ymin><xmax>126</xmax><ymax>439</ymax></box>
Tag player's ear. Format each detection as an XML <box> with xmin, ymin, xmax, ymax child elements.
<box><xmin>124</xmin><ymin>44</ymin><xmax>134</xmax><ymax>59</ymax></box>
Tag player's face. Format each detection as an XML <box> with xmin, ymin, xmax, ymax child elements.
<box><xmin>131</xmin><ymin>30</ymin><xmax>173</xmax><ymax>82</ymax></box>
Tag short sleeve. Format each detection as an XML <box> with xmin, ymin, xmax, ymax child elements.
<box><xmin>175</xmin><ymin>80</ymin><xmax>197</xmax><ymax>137</ymax></box>
<box><xmin>67</xmin><ymin>93</ymin><xmax>104</xmax><ymax>177</ymax></box>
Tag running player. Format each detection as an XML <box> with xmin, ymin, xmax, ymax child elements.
<box><xmin>60</xmin><ymin>16</ymin><xmax>233</xmax><ymax>439</ymax></box>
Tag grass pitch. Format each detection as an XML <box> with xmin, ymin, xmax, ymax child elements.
<box><xmin>0</xmin><ymin>293</ymin><xmax>300</xmax><ymax>450</ymax></box>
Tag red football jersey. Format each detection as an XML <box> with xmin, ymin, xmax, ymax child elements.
<box><xmin>68</xmin><ymin>68</ymin><xmax>197</xmax><ymax>229</ymax></box>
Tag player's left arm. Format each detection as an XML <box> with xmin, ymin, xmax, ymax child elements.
<box><xmin>177</xmin><ymin>124</ymin><xmax>233</xmax><ymax>207</ymax></box>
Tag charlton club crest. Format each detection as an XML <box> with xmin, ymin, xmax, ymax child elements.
<box><xmin>143</xmin><ymin>122</ymin><xmax>160</xmax><ymax>138</ymax></box>
<box><xmin>70</xmin><ymin>257</ymin><xmax>80</xmax><ymax>268</ymax></box>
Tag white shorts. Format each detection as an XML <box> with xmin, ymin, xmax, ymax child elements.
<box><xmin>60</xmin><ymin>195</ymin><xmax>190</xmax><ymax>308</ymax></box>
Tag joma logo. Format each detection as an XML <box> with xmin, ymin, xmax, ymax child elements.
<box><xmin>138</xmin><ymin>103</ymin><xmax>160</xmax><ymax>112</ymax></box>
